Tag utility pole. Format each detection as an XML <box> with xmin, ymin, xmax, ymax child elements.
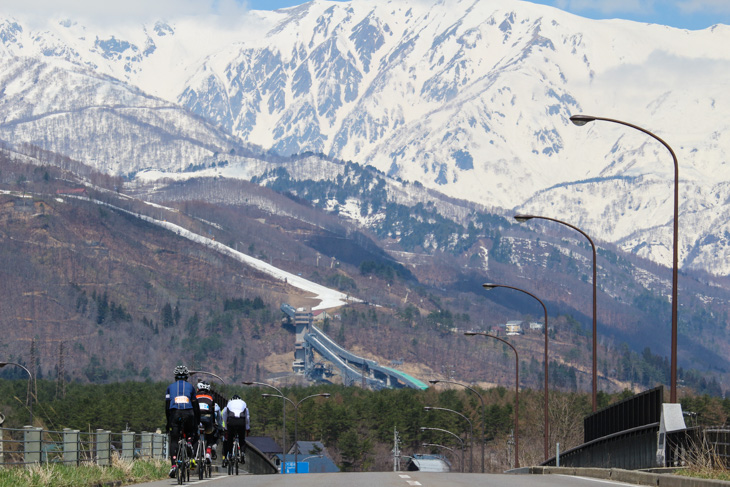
<box><xmin>56</xmin><ymin>341</ymin><xmax>66</xmax><ymax>399</ymax></box>
<box><xmin>29</xmin><ymin>338</ymin><xmax>37</xmax><ymax>409</ymax></box>
<box><xmin>393</xmin><ymin>427</ymin><xmax>401</xmax><ymax>471</ymax></box>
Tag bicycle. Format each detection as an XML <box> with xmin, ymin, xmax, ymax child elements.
<box><xmin>172</xmin><ymin>416</ymin><xmax>197</xmax><ymax>485</ymax></box>
<box><xmin>175</xmin><ymin>434</ymin><xmax>190</xmax><ymax>485</ymax></box>
<box><xmin>227</xmin><ymin>434</ymin><xmax>242</xmax><ymax>475</ymax></box>
<box><xmin>195</xmin><ymin>425</ymin><xmax>212</xmax><ymax>480</ymax></box>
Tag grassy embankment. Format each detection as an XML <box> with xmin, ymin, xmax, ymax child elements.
<box><xmin>0</xmin><ymin>457</ymin><xmax>167</xmax><ymax>487</ymax></box>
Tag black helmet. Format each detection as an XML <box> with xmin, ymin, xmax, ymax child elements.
<box><xmin>174</xmin><ymin>365</ymin><xmax>189</xmax><ymax>380</ymax></box>
<box><xmin>231</xmin><ymin>394</ymin><xmax>241</xmax><ymax>400</ymax></box>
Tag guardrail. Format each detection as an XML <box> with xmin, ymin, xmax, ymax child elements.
<box><xmin>542</xmin><ymin>423</ymin><xmax>660</xmax><ymax>469</ymax></box>
<box><xmin>0</xmin><ymin>426</ymin><xmax>167</xmax><ymax>466</ymax></box>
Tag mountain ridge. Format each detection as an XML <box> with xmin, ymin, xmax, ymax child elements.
<box><xmin>1</xmin><ymin>0</ymin><xmax>730</xmax><ymax>277</ymax></box>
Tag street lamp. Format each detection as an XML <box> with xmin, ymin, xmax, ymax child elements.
<box><xmin>424</xmin><ymin>406</ymin><xmax>473</xmax><ymax>472</ymax></box>
<box><xmin>244</xmin><ymin>381</ymin><xmax>286</xmax><ymax>468</ymax></box>
<box><xmin>482</xmin><ymin>283</ymin><xmax>549</xmax><ymax>460</ymax></box>
<box><xmin>464</xmin><ymin>332</ymin><xmax>520</xmax><ymax>468</ymax></box>
<box><xmin>262</xmin><ymin>392</ymin><xmax>330</xmax><ymax>473</ymax></box>
<box><xmin>0</xmin><ymin>361</ymin><xmax>33</xmax><ymax>426</ymax></box>
<box><xmin>428</xmin><ymin>379</ymin><xmax>486</xmax><ymax>472</ymax></box>
<box><xmin>420</xmin><ymin>427</ymin><xmax>465</xmax><ymax>472</ymax></box>
<box><xmin>422</xmin><ymin>443</ymin><xmax>461</xmax><ymax>472</ymax></box>
<box><xmin>570</xmin><ymin>114</ymin><xmax>679</xmax><ymax>403</ymax></box>
<box><xmin>189</xmin><ymin>370</ymin><xmax>226</xmax><ymax>384</ymax></box>
<box><xmin>514</xmin><ymin>214</ymin><xmax>598</xmax><ymax>412</ymax></box>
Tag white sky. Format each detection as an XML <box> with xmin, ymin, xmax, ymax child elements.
<box><xmin>3</xmin><ymin>0</ymin><xmax>728</xmax><ymax>30</ymax></box>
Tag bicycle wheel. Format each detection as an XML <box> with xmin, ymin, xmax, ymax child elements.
<box><xmin>177</xmin><ymin>440</ymin><xmax>186</xmax><ymax>485</ymax></box>
<box><xmin>197</xmin><ymin>439</ymin><xmax>205</xmax><ymax>481</ymax></box>
<box><xmin>227</xmin><ymin>453</ymin><xmax>233</xmax><ymax>475</ymax></box>
<box><xmin>234</xmin><ymin>439</ymin><xmax>240</xmax><ymax>475</ymax></box>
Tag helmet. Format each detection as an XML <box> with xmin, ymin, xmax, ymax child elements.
<box><xmin>197</xmin><ymin>381</ymin><xmax>211</xmax><ymax>392</ymax></box>
<box><xmin>231</xmin><ymin>394</ymin><xmax>241</xmax><ymax>401</ymax></box>
<box><xmin>174</xmin><ymin>365</ymin><xmax>189</xmax><ymax>380</ymax></box>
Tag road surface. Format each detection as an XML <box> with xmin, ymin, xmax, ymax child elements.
<box><xmin>132</xmin><ymin>471</ymin><xmax>639</xmax><ymax>487</ymax></box>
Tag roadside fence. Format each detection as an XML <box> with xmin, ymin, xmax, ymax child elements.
<box><xmin>0</xmin><ymin>426</ymin><xmax>167</xmax><ymax>466</ymax></box>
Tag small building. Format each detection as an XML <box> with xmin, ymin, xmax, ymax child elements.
<box><xmin>406</xmin><ymin>453</ymin><xmax>451</xmax><ymax>472</ymax></box>
<box><xmin>505</xmin><ymin>320</ymin><xmax>524</xmax><ymax>336</ymax></box>
<box><xmin>312</xmin><ymin>310</ymin><xmax>331</xmax><ymax>323</ymax></box>
<box><xmin>281</xmin><ymin>441</ymin><xmax>339</xmax><ymax>473</ymax></box>
<box><xmin>529</xmin><ymin>321</ymin><xmax>544</xmax><ymax>331</ymax></box>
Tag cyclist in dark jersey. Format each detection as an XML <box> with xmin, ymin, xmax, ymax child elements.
<box><xmin>195</xmin><ymin>381</ymin><xmax>222</xmax><ymax>462</ymax></box>
<box><xmin>165</xmin><ymin>365</ymin><xmax>200</xmax><ymax>478</ymax></box>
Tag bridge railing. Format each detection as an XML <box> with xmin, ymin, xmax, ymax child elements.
<box><xmin>0</xmin><ymin>426</ymin><xmax>167</xmax><ymax>467</ymax></box>
<box><xmin>542</xmin><ymin>423</ymin><xmax>660</xmax><ymax>469</ymax></box>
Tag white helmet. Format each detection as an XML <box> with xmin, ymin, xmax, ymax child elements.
<box><xmin>197</xmin><ymin>381</ymin><xmax>211</xmax><ymax>392</ymax></box>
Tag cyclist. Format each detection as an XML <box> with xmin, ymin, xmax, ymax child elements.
<box><xmin>221</xmin><ymin>394</ymin><xmax>250</xmax><ymax>466</ymax></box>
<box><xmin>165</xmin><ymin>365</ymin><xmax>200</xmax><ymax>478</ymax></box>
<box><xmin>195</xmin><ymin>381</ymin><xmax>222</xmax><ymax>462</ymax></box>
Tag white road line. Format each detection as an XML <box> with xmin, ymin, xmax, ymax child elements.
<box><xmin>561</xmin><ymin>475</ymin><xmax>642</xmax><ymax>486</ymax></box>
<box><xmin>399</xmin><ymin>474</ymin><xmax>411</xmax><ymax>478</ymax></box>
<box><xmin>406</xmin><ymin>481</ymin><xmax>422</xmax><ymax>486</ymax></box>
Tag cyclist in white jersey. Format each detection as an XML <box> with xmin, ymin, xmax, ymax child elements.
<box><xmin>221</xmin><ymin>394</ymin><xmax>250</xmax><ymax>466</ymax></box>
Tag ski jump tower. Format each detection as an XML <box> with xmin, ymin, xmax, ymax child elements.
<box><xmin>292</xmin><ymin>308</ymin><xmax>313</xmax><ymax>373</ymax></box>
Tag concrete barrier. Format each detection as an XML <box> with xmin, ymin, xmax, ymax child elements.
<box><xmin>244</xmin><ymin>440</ymin><xmax>278</xmax><ymax>474</ymax></box>
<box><xmin>528</xmin><ymin>466</ymin><xmax>730</xmax><ymax>487</ymax></box>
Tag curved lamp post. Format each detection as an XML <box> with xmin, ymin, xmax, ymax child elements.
<box><xmin>0</xmin><ymin>361</ymin><xmax>33</xmax><ymax>425</ymax></box>
<box><xmin>570</xmin><ymin>114</ymin><xmax>679</xmax><ymax>403</ymax></box>
<box><xmin>244</xmin><ymin>381</ymin><xmax>286</xmax><ymax>469</ymax></box>
<box><xmin>189</xmin><ymin>370</ymin><xmax>226</xmax><ymax>385</ymax></box>
<box><xmin>483</xmin><ymin>283</ymin><xmax>549</xmax><ymax>460</ymax></box>
<box><xmin>424</xmin><ymin>406</ymin><xmax>473</xmax><ymax>472</ymax></box>
<box><xmin>464</xmin><ymin>332</ymin><xmax>520</xmax><ymax>468</ymax></box>
<box><xmin>514</xmin><ymin>214</ymin><xmax>598</xmax><ymax>412</ymax></box>
<box><xmin>422</xmin><ymin>443</ymin><xmax>461</xmax><ymax>472</ymax></box>
<box><xmin>428</xmin><ymin>379</ymin><xmax>485</xmax><ymax>472</ymax></box>
<box><xmin>262</xmin><ymin>392</ymin><xmax>330</xmax><ymax>473</ymax></box>
<box><xmin>420</xmin><ymin>426</ymin><xmax>465</xmax><ymax>472</ymax></box>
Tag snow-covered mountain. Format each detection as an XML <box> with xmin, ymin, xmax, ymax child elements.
<box><xmin>1</xmin><ymin>0</ymin><xmax>729</xmax><ymax>274</ymax></box>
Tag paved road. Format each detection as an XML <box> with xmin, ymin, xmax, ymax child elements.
<box><xmin>133</xmin><ymin>471</ymin><xmax>638</xmax><ymax>487</ymax></box>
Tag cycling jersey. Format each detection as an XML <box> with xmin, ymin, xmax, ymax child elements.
<box><xmin>196</xmin><ymin>393</ymin><xmax>215</xmax><ymax>415</ymax></box>
<box><xmin>166</xmin><ymin>380</ymin><xmax>197</xmax><ymax>411</ymax></box>
<box><xmin>222</xmin><ymin>398</ymin><xmax>250</xmax><ymax>430</ymax></box>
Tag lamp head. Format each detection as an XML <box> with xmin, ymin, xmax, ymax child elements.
<box><xmin>463</xmin><ymin>331</ymin><xmax>477</xmax><ymax>336</ymax></box>
<box><xmin>424</xmin><ymin>407</ymin><xmax>432</xmax><ymax>411</ymax></box>
<box><xmin>513</xmin><ymin>214</ymin><xmax>534</xmax><ymax>223</ymax></box>
<box><xmin>242</xmin><ymin>381</ymin><xmax>254</xmax><ymax>385</ymax></box>
<box><xmin>320</xmin><ymin>393</ymin><xmax>331</xmax><ymax>398</ymax></box>
<box><xmin>420</xmin><ymin>427</ymin><xmax>427</xmax><ymax>431</ymax></box>
<box><xmin>428</xmin><ymin>380</ymin><xmax>440</xmax><ymax>385</ymax></box>
<box><xmin>0</xmin><ymin>362</ymin><xmax>7</xmax><ymax>368</ymax></box>
<box><xmin>570</xmin><ymin>114</ymin><xmax>596</xmax><ymax>127</ymax></box>
<box><xmin>482</xmin><ymin>283</ymin><xmax>499</xmax><ymax>291</ymax></box>
<box><xmin>261</xmin><ymin>393</ymin><xmax>272</xmax><ymax>398</ymax></box>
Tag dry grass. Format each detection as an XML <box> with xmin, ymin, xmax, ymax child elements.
<box><xmin>674</xmin><ymin>431</ymin><xmax>730</xmax><ymax>481</ymax></box>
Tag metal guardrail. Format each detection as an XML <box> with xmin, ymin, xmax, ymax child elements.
<box><xmin>0</xmin><ymin>426</ymin><xmax>167</xmax><ymax>466</ymax></box>
<box><xmin>544</xmin><ymin>425</ymin><xmax>730</xmax><ymax>470</ymax></box>
<box><xmin>543</xmin><ymin>423</ymin><xmax>660</xmax><ymax>469</ymax></box>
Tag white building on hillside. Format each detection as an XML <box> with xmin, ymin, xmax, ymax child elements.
<box><xmin>505</xmin><ymin>320</ymin><xmax>524</xmax><ymax>336</ymax></box>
